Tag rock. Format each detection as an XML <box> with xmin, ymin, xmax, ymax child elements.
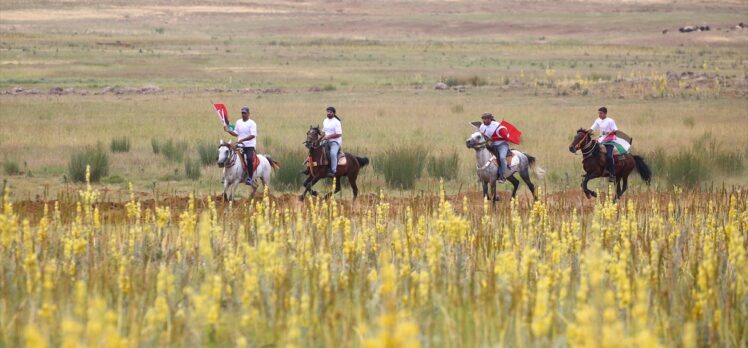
<box><xmin>49</xmin><ymin>87</ymin><xmax>64</xmax><ymax>95</ymax></box>
<box><xmin>140</xmin><ymin>85</ymin><xmax>161</xmax><ymax>93</ymax></box>
<box><xmin>434</xmin><ymin>82</ymin><xmax>448</xmax><ymax>90</ymax></box>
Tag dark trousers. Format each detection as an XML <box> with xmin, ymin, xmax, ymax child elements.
<box><xmin>243</xmin><ymin>147</ymin><xmax>255</xmax><ymax>179</ymax></box>
<box><xmin>605</xmin><ymin>144</ymin><xmax>615</xmax><ymax>176</ymax></box>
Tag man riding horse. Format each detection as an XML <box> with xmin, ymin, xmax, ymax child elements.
<box><xmin>223</xmin><ymin>106</ymin><xmax>258</xmax><ymax>186</ymax></box>
<box><xmin>588</xmin><ymin>106</ymin><xmax>621</xmax><ymax>182</ymax></box>
<box><xmin>322</xmin><ymin>106</ymin><xmax>343</xmax><ymax>178</ymax></box>
<box><xmin>479</xmin><ymin>112</ymin><xmax>510</xmax><ymax>182</ymax></box>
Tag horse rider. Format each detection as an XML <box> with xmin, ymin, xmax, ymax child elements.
<box><xmin>321</xmin><ymin>106</ymin><xmax>343</xmax><ymax>178</ymax></box>
<box><xmin>588</xmin><ymin>106</ymin><xmax>618</xmax><ymax>182</ymax></box>
<box><xmin>224</xmin><ymin>106</ymin><xmax>257</xmax><ymax>185</ymax></box>
<box><xmin>479</xmin><ymin>112</ymin><xmax>509</xmax><ymax>182</ymax></box>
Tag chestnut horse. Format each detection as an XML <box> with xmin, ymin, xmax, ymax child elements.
<box><xmin>569</xmin><ymin>129</ymin><xmax>651</xmax><ymax>201</ymax></box>
<box><xmin>299</xmin><ymin>126</ymin><xmax>369</xmax><ymax>201</ymax></box>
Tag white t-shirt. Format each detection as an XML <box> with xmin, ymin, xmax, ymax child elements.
<box><xmin>234</xmin><ymin>118</ymin><xmax>257</xmax><ymax>147</ymax></box>
<box><xmin>323</xmin><ymin>117</ymin><xmax>342</xmax><ymax>145</ymax></box>
<box><xmin>479</xmin><ymin>121</ymin><xmax>506</xmax><ymax>145</ymax></box>
<box><xmin>590</xmin><ymin>117</ymin><xmax>617</xmax><ymax>141</ymax></box>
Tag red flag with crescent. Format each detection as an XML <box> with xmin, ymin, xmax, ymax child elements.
<box><xmin>498</xmin><ymin>120</ymin><xmax>522</xmax><ymax>145</ymax></box>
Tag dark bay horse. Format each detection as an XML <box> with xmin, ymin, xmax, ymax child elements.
<box><xmin>569</xmin><ymin>129</ymin><xmax>651</xmax><ymax>201</ymax></box>
<box><xmin>300</xmin><ymin>126</ymin><xmax>370</xmax><ymax>201</ymax></box>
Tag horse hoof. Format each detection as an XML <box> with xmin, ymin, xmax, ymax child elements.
<box><xmin>590</xmin><ymin>192</ymin><xmax>598</xmax><ymax>198</ymax></box>
<box><xmin>298</xmin><ymin>196</ymin><xmax>305</xmax><ymax>202</ymax></box>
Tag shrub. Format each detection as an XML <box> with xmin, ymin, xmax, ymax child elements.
<box><xmin>376</xmin><ymin>144</ymin><xmax>428</xmax><ymax>189</ymax></box>
<box><xmin>110</xmin><ymin>137</ymin><xmax>131</xmax><ymax>153</ymax></box>
<box><xmin>427</xmin><ymin>151</ymin><xmax>459</xmax><ymax>180</ymax></box>
<box><xmin>161</xmin><ymin>139</ymin><xmax>187</xmax><ymax>162</ymax></box>
<box><xmin>271</xmin><ymin>147</ymin><xmax>306</xmax><ymax>190</ymax></box>
<box><xmin>667</xmin><ymin>150</ymin><xmax>709</xmax><ymax>187</ymax></box>
<box><xmin>713</xmin><ymin>151</ymin><xmax>744</xmax><ymax>175</ymax></box>
<box><xmin>3</xmin><ymin>159</ymin><xmax>20</xmax><ymax>176</ymax></box>
<box><xmin>69</xmin><ymin>145</ymin><xmax>109</xmax><ymax>182</ymax></box>
<box><xmin>151</xmin><ymin>138</ymin><xmax>161</xmax><ymax>154</ymax></box>
<box><xmin>184</xmin><ymin>157</ymin><xmax>201</xmax><ymax>180</ymax></box>
<box><xmin>196</xmin><ymin>141</ymin><xmax>216</xmax><ymax>166</ymax></box>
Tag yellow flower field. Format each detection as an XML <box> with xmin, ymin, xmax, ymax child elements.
<box><xmin>1</xmin><ymin>172</ymin><xmax>746</xmax><ymax>347</ymax></box>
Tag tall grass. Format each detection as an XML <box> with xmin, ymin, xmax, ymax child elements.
<box><xmin>376</xmin><ymin>144</ymin><xmax>428</xmax><ymax>189</ymax></box>
<box><xmin>110</xmin><ymin>137</ymin><xmax>131</xmax><ymax>153</ymax></box>
<box><xmin>270</xmin><ymin>147</ymin><xmax>306</xmax><ymax>190</ymax></box>
<box><xmin>160</xmin><ymin>139</ymin><xmax>187</xmax><ymax>162</ymax></box>
<box><xmin>196</xmin><ymin>141</ymin><xmax>216</xmax><ymax>166</ymax></box>
<box><xmin>2</xmin><ymin>159</ymin><xmax>20</xmax><ymax>176</ymax></box>
<box><xmin>151</xmin><ymin>138</ymin><xmax>161</xmax><ymax>154</ymax></box>
<box><xmin>427</xmin><ymin>151</ymin><xmax>459</xmax><ymax>180</ymax></box>
<box><xmin>184</xmin><ymin>157</ymin><xmax>201</xmax><ymax>180</ymax></box>
<box><xmin>68</xmin><ymin>145</ymin><xmax>109</xmax><ymax>182</ymax></box>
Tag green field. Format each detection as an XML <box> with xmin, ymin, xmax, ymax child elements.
<box><xmin>1</xmin><ymin>0</ymin><xmax>747</xmax><ymax>199</ymax></box>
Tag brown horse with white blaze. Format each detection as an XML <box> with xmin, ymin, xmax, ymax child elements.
<box><xmin>299</xmin><ymin>126</ymin><xmax>370</xmax><ymax>201</ymax></box>
<box><xmin>569</xmin><ymin>128</ymin><xmax>651</xmax><ymax>201</ymax></box>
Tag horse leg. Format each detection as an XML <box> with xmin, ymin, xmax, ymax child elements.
<box><xmin>230</xmin><ymin>180</ymin><xmax>240</xmax><ymax>201</ymax></box>
<box><xmin>507</xmin><ymin>175</ymin><xmax>520</xmax><ymax>199</ymax></box>
<box><xmin>621</xmin><ymin>175</ymin><xmax>629</xmax><ymax>197</ymax></box>
<box><xmin>491</xmin><ymin>179</ymin><xmax>499</xmax><ymax>203</ymax></box>
<box><xmin>349</xmin><ymin>174</ymin><xmax>360</xmax><ymax>201</ymax></box>
<box><xmin>614</xmin><ymin>177</ymin><xmax>622</xmax><ymax>202</ymax></box>
<box><xmin>519</xmin><ymin>171</ymin><xmax>536</xmax><ymax>201</ymax></box>
<box><xmin>582</xmin><ymin>175</ymin><xmax>596</xmax><ymax>199</ymax></box>
<box><xmin>222</xmin><ymin>177</ymin><xmax>229</xmax><ymax>202</ymax></box>
<box><xmin>482</xmin><ymin>181</ymin><xmax>489</xmax><ymax>201</ymax></box>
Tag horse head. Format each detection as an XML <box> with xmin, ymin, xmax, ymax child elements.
<box><xmin>217</xmin><ymin>139</ymin><xmax>233</xmax><ymax>168</ymax></box>
<box><xmin>569</xmin><ymin>128</ymin><xmax>592</xmax><ymax>153</ymax></box>
<box><xmin>305</xmin><ymin>125</ymin><xmax>322</xmax><ymax>149</ymax></box>
<box><xmin>465</xmin><ymin>132</ymin><xmax>488</xmax><ymax>149</ymax></box>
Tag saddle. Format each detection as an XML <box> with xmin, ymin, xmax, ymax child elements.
<box><xmin>600</xmin><ymin>145</ymin><xmax>627</xmax><ymax>157</ymax></box>
<box><xmin>316</xmin><ymin>143</ymin><xmax>347</xmax><ymax>167</ymax></box>
<box><xmin>237</xmin><ymin>149</ymin><xmax>260</xmax><ymax>176</ymax></box>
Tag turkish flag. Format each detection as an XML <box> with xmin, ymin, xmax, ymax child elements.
<box><xmin>499</xmin><ymin>120</ymin><xmax>522</xmax><ymax>145</ymax></box>
<box><xmin>213</xmin><ymin>103</ymin><xmax>229</xmax><ymax>125</ymax></box>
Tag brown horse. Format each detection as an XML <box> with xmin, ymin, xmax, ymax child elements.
<box><xmin>569</xmin><ymin>129</ymin><xmax>651</xmax><ymax>201</ymax></box>
<box><xmin>299</xmin><ymin>126</ymin><xmax>370</xmax><ymax>201</ymax></box>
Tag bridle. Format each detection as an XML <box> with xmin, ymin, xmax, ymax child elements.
<box><xmin>218</xmin><ymin>143</ymin><xmax>238</xmax><ymax>167</ymax></box>
<box><xmin>468</xmin><ymin>135</ymin><xmax>497</xmax><ymax>170</ymax></box>
<box><xmin>573</xmin><ymin>131</ymin><xmax>597</xmax><ymax>158</ymax></box>
<box><xmin>305</xmin><ymin>128</ymin><xmax>323</xmax><ymax>149</ymax></box>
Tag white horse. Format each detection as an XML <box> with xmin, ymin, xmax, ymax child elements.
<box><xmin>465</xmin><ymin>132</ymin><xmax>545</xmax><ymax>202</ymax></box>
<box><xmin>217</xmin><ymin>140</ymin><xmax>279</xmax><ymax>201</ymax></box>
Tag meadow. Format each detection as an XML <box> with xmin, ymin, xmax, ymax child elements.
<box><xmin>1</xmin><ymin>0</ymin><xmax>747</xmax><ymax>346</ymax></box>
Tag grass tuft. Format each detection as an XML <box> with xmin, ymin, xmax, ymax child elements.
<box><xmin>376</xmin><ymin>144</ymin><xmax>428</xmax><ymax>189</ymax></box>
<box><xmin>69</xmin><ymin>145</ymin><xmax>109</xmax><ymax>182</ymax></box>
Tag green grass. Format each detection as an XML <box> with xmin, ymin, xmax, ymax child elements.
<box><xmin>0</xmin><ymin>0</ymin><xmax>746</xmax><ymax>197</ymax></box>
<box><xmin>110</xmin><ymin>137</ymin><xmax>131</xmax><ymax>153</ymax></box>
<box><xmin>376</xmin><ymin>144</ymin><xmax>429</xmax><ymax>189</ymax></box>
<box><xmin>68</xmin><ymin>145</ymin><xmax>109</xmax><ymax>183</ymax></box>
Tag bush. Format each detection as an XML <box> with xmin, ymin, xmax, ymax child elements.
<box><xmin>161</xmin><ymin>139</ymin><xmax>187</xmax><ymax>162</ymax></box>
<box><xmin>376</xmin><ymin>144</ymin><xmax>428</xmax><ymax>189</ymax></box>
<box><xmin>196</xmin><ymin>141</ymin><xmax>216</xmax><ymax>166</ymax></box>
<box><xmin>427</xmin><ymin>151</ymin><xmax>459</xmax><ymax>180</ymax></box>
<box><xmin>69</xmin><ymin>145</ymin><xmax>109</xmax><ymax>182</ymax></box>
<box><xmin>184</xmin><ymin>157</ymin><xmax>201</xmax><ymax>180</ymax></box>
<box><xmin>110</xmin><ymin>137</ymin><xmax>131</xmax><ymax>153</ymax></box>
<box><xmin>3</xmin><ymin>159</ymin><xmax>20</xmax><ymax>176</ymax></box>
<box><xmin>713</xmin><ymin>151</ymin><xmax>744</xmax><ymax>175</ymax></box>
<box><xmin>667</xmin><ymin>150</ymin><xmax>709</xmax><ymax>187</ymax></box>
<box><xmin>271</xmin><ymin>147</ymin><xmax>306</xmax><ymax>190</ymax></box>
<box><xmin>151</xmin><ymin>138</ymin><xmax>161</xmax><ymax>154</ymax></box>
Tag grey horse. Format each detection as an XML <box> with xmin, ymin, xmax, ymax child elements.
<box><xmin>465</xmin><ymin>131</ymin><xmax>545</xmax><ymax>202</ymax></box>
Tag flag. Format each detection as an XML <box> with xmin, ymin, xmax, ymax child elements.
<box><xmin>213</xmin><ymin>103</ymin><xmax>229</xmax><ymax>126</ymax></box>
<box><xmin>499</xmin><ymin>120</ymin><xmax>522</xmax><ymax>145</ymax></box>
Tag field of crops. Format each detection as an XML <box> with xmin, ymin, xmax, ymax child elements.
<box><xmin>1</xmin><ymin>171</ymin><xmax>746</xmax><ymax>347</ymax></box>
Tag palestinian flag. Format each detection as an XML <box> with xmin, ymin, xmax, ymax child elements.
<box><xmin>604</xmin><ymin>138</ymin><xmax>631</xmax><ymax>155</ymax></box>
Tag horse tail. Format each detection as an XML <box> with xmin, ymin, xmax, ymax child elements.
<box><xmin>265</xmin><ymin>155</ymin><xmax>281</xmax><ymax>171</ymax></box>
<box><xmin>356</xmin><ymin>156</ymin><xmax>370</xmax><ymax>168</ymax></box>
<box><xmin>633</xmin><ymin>155</ymin><xmax>652</xmax><ymax>185</ymax></box>
<box><xmin>526</xmin><ymin>154</ymin><xmax>546</xmax><ymax>179</ymax></box>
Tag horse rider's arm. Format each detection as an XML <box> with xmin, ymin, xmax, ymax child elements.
<box><xmin>238</xmin><ymin>134</ymin><xmax>255</xmax><ymax>143</ymax></box>
<box><xmin>325</xmin><ymin>133</ymin><xmax>341</xmax><ymax>140</ymax></box>
<box><xmin>224</xmin><ymin>126</ymin><xmax>238</xmax><ymax>137</ymax></box>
